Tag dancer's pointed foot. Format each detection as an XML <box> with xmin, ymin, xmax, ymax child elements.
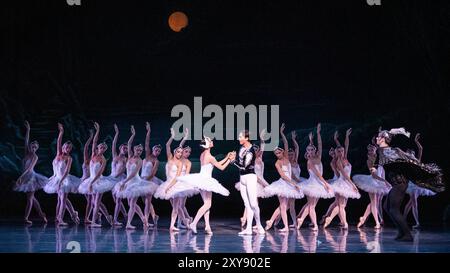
<box><xmin>71</xmin><ymin>211</ymin><xmax>80</xmax><ymax>225</ymax></box>
<box><xmin>126</xmin><ymin>224</ymin><xmax>136</xmax><ymax>230</ymax></box>
<box><xmin>189</xmin><ymin>223</ymin><xmax>197</xmax><ymax>234</ymax></box>
<box><xmin>265</xmin><ymin>220</ymin><xmax>273</xmax><ymax>231</ymax></box>
<box><xmin>153</xmin><ymin>215</ymin><xmax>159</xmax><ymax>226</ymax></box>
<box><xmin>205</xmin><ymin>227</ymin><xmax>213</xmax><ymax>235</ymax></box>
<box><xmin>113</xmin><ymin>221</ymin><xmax>123</xmax><ymax>227</ymax></box>
<box><xmin>238</xmin><ymin>229</ymin><xmax>252</xmax><ymax>236</ymax></box>
<box><xmin>278</xmin><ymin>227</ymin><xmax>289</xmax><ymax>233</ymax></box>
<box><xmin>105</xmin><ymin>215</ymin><xmax>114</xmax><ymax>226</ymax></box>
<box><xmin>296</xmin><ymin>218</ymin><xmax>303</xmax><ymax>230</ymax></box>
<box><xmin>289</xmin><ymin>224</ymin><xmax>296</xmax><ymax>229</ymax></box>
<box><xmin>41</xmin><ymin>213</ymin><xmax>48</xmax><ymax>223</ymax></box>
<box><xmin>412</xmin><ymin>224</ymin><xmax>421</xmax><ymax>229</ymax></box>
<box><xmin>170</xmin><ymin>226</ymin><xmax>180</xmax><ymax>232</ymax></box>
<box><xmin>323</xmin><ymin>217</ymin><xmax>332</xmax><ymax>228</ymax></box>
<box><xmin>58</xmin><ymin>221</ymin><xmax>69</xmax><ymax>226</ymax></box>
<box><xmin>24</xmin><ymin>218</ymin><xmax>32</xmax><ymax>225</ymax></box>
<box><xmin>90</xmin><ymin>223</ymin><xmax>102</xmax><ymax>228</ymax></box>
<box><xmin>374</xmin><ymin>223</ymin><xmax>381</xmax><ymax>229</ymax></box>
<box><xmin>341</xmin><ymin>223</ymin><xmax>349</xmax><ymax>230</ymax></box>
<box><xmin>357</xmin><ymin>217</ymin><xmax>365</xmax><ymax>228</ymax></box>
<box><xmin>311</xmin><ymin>225</ymin><xmax>319</xmax><ymax>231</ymax></box>
<box><xmin>257</xmin><ymin>226</ymin><xmax>266</xmax><ymax>234</ymax></box>
<box><xmin>240</xmin><ymin>217</ymin><xmax>246</xmax><ymax>227</ymax></box>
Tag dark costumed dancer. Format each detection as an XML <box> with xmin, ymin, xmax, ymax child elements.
<box><xmin>374</xmin><ymin>128</ymin><xmax>444</xmax><ymax>241</ymax></box>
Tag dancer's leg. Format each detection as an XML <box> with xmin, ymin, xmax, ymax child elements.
<box><xmin>411</xmin><ymin>193</ymin><xmax>420</xmax><ymax>228</ymax></box>
<box><xmin>189</xmin><ymin>191</ymin><xmax>212</xmax><ymax>233</ymax></box>
<box><xmin>24</xmin><ymin>192</ymin><xmax>34</xmax><ymax>223</ymax></box>
<box><xmin>288</xmin><ymin>199</ymin><xmax>297</xmax><ymax>228</ymax></box>
<box><xmin>278</xmin><ymin>197</ymin><xmax>289</xmax><ymax>232</ymax></box>
<box><xmin>308</xmin><ymin>197</ymin><xmax>319</xmax><ymax>231</ymax></box>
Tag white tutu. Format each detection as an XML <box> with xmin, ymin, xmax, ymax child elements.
<box><xmin>301</xmin><ymin>163</ymin><xmax>334</xmax><ymax>199</ymax></box>
<box><xmin>330</xmin><ymin>178</ymin><xmax>361</xmax><ymax>199</ymax></box>
<box><xmin>235</xmin><ymin>181</ymin><xmax>267</xmax><ymax>198</ymax></box>
<box><xmin>177</xmin><ymin>163</ymin><xmax>229</xmax><ymax>196</ymax></box>
<box><xmin>44</xmin><ymin>174</ymin><xmax>81</xmax><ymax>194</ymax></box>
<box><xmin>406</xmin><ymin>181</ymin><xmax>436</xmax><ymax>196</ymax></box>
<box><xmin>92</xmin><ymin>175</ymin><xmax>125</xmax><ymax>194</ymax></box>
<box><xmin>114</xmin><ymin>176</ymin><xmax>159</xmax><ymax>199</ymax></box>
<box><xmin>154</xmin><ymin>180</ymin><xmax>198</xmax><ymax>200</ymax></box>
<box><xmin>14</xmin><ymin>171</ymin><xmax>48</xmax><ymax>192</ymax></box>
<box><xmin>264</xmin><ymin>178</ymin><xmax>304</xmax><ymax>199</ymax></box>
<box><xmin>352</xmin><ymin>175</ymin><xmax>391</xmax><ymax>195</ymax></box>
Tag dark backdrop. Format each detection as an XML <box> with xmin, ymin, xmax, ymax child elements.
<box><xmin>0</xmin><ymin>0</ymin><xmax>449</xmax><ymax>223</ymax></box>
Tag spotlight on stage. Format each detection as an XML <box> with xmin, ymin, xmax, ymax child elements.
<box><xmin>168</xmin><ymin>11</ymin><xmax>188</xmax><ymax>32</ymax></box>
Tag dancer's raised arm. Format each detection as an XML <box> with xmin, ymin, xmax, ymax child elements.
<box><xmin>91</xmin><ymin>122</ymin><xmax>100</xmax><ymax>158</ymax></box>
<box><xmin>112</xmin><ymin>124</ymin><xmax>119</xmax><ymax>159</ymax></box>
<box><xmin>57</xmin><ymin>123</ymin><xmax>64</xmax><ymax>157</ymax></box>
<box><xmin>84</xmin><ymin>129</ymin><xmax>94</xmax><ymax>165</ymax></box>
<box><xmin>145</xmin><ymin>122</ymin><xmax>151</xmax><ymax>158</ymax></box>
<box><xmin>24</xmin><ymin>121</ymin><xmax>30</xmax><ymax>155</ymax></box>
<box><xmin>179</xmin><ymin>128</ymin><xmax>189</xmax><ymax>148</ymax></box>
<box><xmin>415</xmin><ymin>133</ymin><xmax>423</xmax><ymax>162</ymax></box>
<box><xmin>257</xmin><ymin>129</ymin><xmax>266</xmax><ymax>158</ymax></box>
<box><xmin>280</xmin><ymin>123</ymin><xmax>288</xmax><ymax>157</ymax></box>
<box><xmin>333</xmin><ymin>131</ymin><xmax>341</xmax><ymax>147</ymax></box>
<box><xmin>344</xmin><ymin>128</ymin><xmax>352</xmax><ymax>158</ymax></box>
<box><xmin>291</xmin><ymin>131</ymin><xmax>299</xmax><ymax>163</ymax></box>
<box><xmin>316</xmin><ymin>123</ymin><xmax>322</xmax><ymax>159</ymax></box>
<box><xmin>166</xmin><ymin>128</ymin><xmax>175</xmax><ymax>160</ymax></box>
<box><xmin>128</xmin><ymin>125</ymin><xmax>136</xmax><ymax>158</ymax></box>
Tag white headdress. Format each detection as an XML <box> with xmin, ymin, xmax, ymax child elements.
<box><xmin>200</xmin><ymin>136</ymin><xmax>212</xmax><ymax>149</ymax></box>
<box><xmin>388</xmin><ymin>127</ymin><xmax>411</xmax><ymax>138</ymax></box>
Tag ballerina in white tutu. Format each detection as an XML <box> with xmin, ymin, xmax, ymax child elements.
<box><xmin>44</xmin><ymin>123</ymin><xmax>81</xmax><ymax>226</ymax></box>
<box><xmin>235</xmin><ymin>129</ymin><xmax>269</xmax><ymax>229</ymax></box>
<box><xmin>154</xmin><ymin>128</ymin><xmax>197</xmax><ymax>232</ymax></box>
<box><xmin>78</xmin><ymin>122</ymin><xmax>114</xmax><ymax>227</ymax></box>
<box><xmin>107</xmin><ymin>124</ymin><xmax>129</xmax><ymax>226</ymax></box>
<box><xmin>403</xmin><ymin>133</ymin><xmax>437</xmax><ymax>229</ymax></box>
<box><xmin>269</xmin><ymin>131</ymin><xmax>305</xmax><ymax>229</ymax></box>
<box><xmin>13</xmin><ymin>121</ymin><xmax>48</xmax><ymax>224</ymax></box>
<box><xmin>177</xmin><ymin>136</ymin><xmax>234</xmax><ymax>234</ymax></box>
<box><xmin>115</xmin><ymin>126</ymin><xmax>155</xmax><ymax>229</ymax></box>
<box><xmin>323</xmin><ymin>129</ymin><xmax>360</xmax><ymax>229</ymax></box>
<box><xmin>317</xmin><ymin>146</ymin><xmax>340</xmax><ymax>225</ymax></box>
<box><xmin>296</xmin><ymin>123</ymin><xmax>333</xmax><ymax>231</ymax></box>
<box><xmin>139</xmin><ymin>122</ymin><xmax>163</xmax><ymax>227</ymax></box>
<box><xmin>264</xmin><ymin>124</ymin><xmax>303</xmax><ymax>233</ymax></box>
<box><xmin>353</xmin><ymin>141</ymin><xmax>391</xmax><ymax>229</ymax></box>
<box><xmin>79</xmin><ymin>129</ymin><xmax>95</xmax><ymax>224</ymax></box>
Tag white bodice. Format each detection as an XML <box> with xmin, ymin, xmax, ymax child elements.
<box><xmin>308</xmin><ymin>162</ymin><xmax>323</xmax><ymax>178</ymax></box>
<box><xmin>280</xmin><ymin>163</ymin><xmax>292</xmax><ymax>179</ymax></box>
<box><xmin>200</xmin><ymin>163</ymin><xmax>214</xmax><ymax>177</ymax></box>
<box><xmin>141</xmin><ymin>160</ymin><xmax>154</xmax><ymax>178</ymax></box>
<box><xmin>89</xmin><ymin>161</ymin><xmax>102</xmax><ymax>179</ymax></box>
<box><xmin>111</xmin><ymin>158</ymin><xmax>126</xmax><ymax>177</ymax></box>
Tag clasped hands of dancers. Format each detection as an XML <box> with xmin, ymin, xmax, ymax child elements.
<box><xmin>14</xmin><ymin>121</ymin><xmax>444</xmax><ymax>240</ymax></box>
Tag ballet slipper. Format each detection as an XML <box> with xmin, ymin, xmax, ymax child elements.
<box><xmin>41</xmin><ymin>213</ymin><xmax>48</xmax><ymax>223</ymax></box>
<box><xmin>357</xmin><ymin>217</ymin><xmax>365</xmax><ymax>228</ymax></box>
<box><xmin>170</xmin><ymin>226</ymin><xmax>180</xmax><ymax>232</ymax></box>
<box><xmin>257</xmin><ymin>226</ymin><xmax>266</xmax><ymax>234</ymax></box>
<box><xmin>58</xmin><ymin>221</ymin><xmax>68</xmax><ymax>226</ymax></box>
<box><xmin>341</xmin><ymin>223</ymin><xmax>349</xmax><ymax>230</ymax></box>
<box><xmin>24</xmin><ymin>218</ymin><xmax>32</xmax><ymax>225</ymax></box>
<box><xmin>323</xmin><ymin>217</ymin><xmax>332</xmax><ymax>228</ymax></box>
<box><xmin>278</xmin><ymin>227</ymin><xmax>289</xmax><ymax>233</ymax></box>
<box><xmin>71</xmin><ymin>211</ymin><xmax>80</xmax><ymax>225</ymax></box>
<box><xmin>240</xmin><ymin>217</ymin><xmax>246</xmax><ymax>227</ymax></box>
<box><xmin>412</xmin><ymin>224</ymin><xmax>421</xmax><ymax>229</ymax></box>
<box><xmin>238</xmin><ymin>229</ymin><xmax>252</xmax><ymax>235</ymax></box>
<box><xmin>374</xmin><ymin>223</ymin><xmax>381</xmax><ymax>229</ymax></box>
<box><xmin>125</xmin><ymin>224</ymin><xmax>136</xmax><ymax>230</ymax></box>
<box><xmin>296</xmin><ymin>218</ymin><xmax>304</xmax><ymax>230</ymax></box>
<box><xmin>189</xmin><ymin>223</ymin><xmax>197</xmax><ymax>234</ymax></box>
<box><xmin>153</xmin><ymin>215</ymin><xmax>159</xmax><ymax>226</ymax></box>
<box><xmin>311</xmin><ymin>226</ymin><xmax>319</xmax><ymax>232</ymax></box>
<box><xmin>113</xmin><ymin>221</ymin><xmax>123</xmax><ymax>227</ymax></box>
<box><xmin>90</xmin><ymin>223</ymin><xmax>102</xmax><ymax>228</ymax></box>
<box><xmin>205</xmin><ymin>228</ymin><xmax>213</xmax><ymax>235</ymax></box>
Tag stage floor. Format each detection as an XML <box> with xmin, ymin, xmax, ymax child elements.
<box><xmin>0</xmin><ymin>219</ymin><xmax>449</xmax><ymax>253</ymax></box>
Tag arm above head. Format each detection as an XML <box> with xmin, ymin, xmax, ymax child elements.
<box><xmin>344</xmin><ymin>128</ymin><xmax>352</xmax><ymax>159</ymax></box>
<box><xmin>91</xmin><ymin>122</ymin><xmax>100</xmax><ymax>158</ymax></box>
<box><xmin>179</xmin><ymin>128</ymin><xmax>189</xmax><ymax>148</ymax></box>
<box><xmin>166</xmin><ymin>128</ymin><xmax>175</xmax><ymax>160</ymax></box>
<box><xmin>84</xmin><ymin>129</ymin><xmax>94</xmax><ymax>164</ymax></box>
<box><xmin>333</xmin><ymin>131</ymin><xmax>341</xmax><ymax>147</ymax></box>
<box><xmin>127</xmin><ymin>125</ymin><xmax>136</xmax><ymax>158</ymax></box>
<box><xmin>291</xmin><ymin>131</ymin><xmax>299</xmax><ymax>163</ymax></box>
<box><xmin>257</xmin><ymin>129</ymin><xmax>266</xmax><ymax>158</ymax></box>
<box><xmin>415</xmin><ymin>133</ymin><xmax>423</xmax><ymax>162</ymax></box>
<box><xmin>24</xmin><ymin>121</ymin><xmax>30</xmax><ymax>155</ymax></box>
<box><xmin>317</xmin><ymin>123</ymin><xmax>322</xmax><ymax>159</ymax></box>
<box><xmin>112</xmin><ymin>124</ymin><xmax>119</xmax><ymax>158</ymax></box>
<box><xmin>57</xmin><ymin>123</ymin><xmax>64</xmax><ymax>156</ymax></box>
<box><xmin>280</xmin><ymin>123</ymin><xmax>288</xmax><ymax>157</ymax></box>
<box><xmin>145</xmin><ymin>122</ymin><xmax>151</xmax><ymax>158</ymax></box>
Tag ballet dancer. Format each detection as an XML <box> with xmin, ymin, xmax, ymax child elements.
<box><xmin>115</xmin><ymin>125</ymin><xmax>156</xmax><ymax>229</ymax></box>
<box><xmin>264</xmin><ymin>124</ymin><xmax>303</xmax><ymax>233</ymax></box>
<box><xmin>80</xmin><ymin>129</ymin><xmax>95</xmax><ymax>224</ymax></box>
<box><xmin>78</xmin><ymin>122</ymin><xmax>114</xmax><ymax>227</ymax></box>
<box><xmin>140</xmin><ymin>122</ymin><xmax>163</xmax><ymax>227</ymax></box>
<box><xmin>296</xmin><ymin>123</ymin><xmax>333</xmax><ymax>231</ymax></box>
<box><xmin>353</xmin><ymin>142</ymin><xmax>391</xmax><ymax>229</ymax></box>
<box><xmin>109</xmin><ymin>124</ymin><xmax>129</xmax><ymax>226</ymax></box>
<box><xmin>154</xmin><ymin>128</ymin><xmax>197</xmax><ymax>231</ymax></box>
<box><xmin>13</xmin><ymin>121</ymin><xmax>48</xmax><ymax>224</ymax></box>
<box><xmin>177</xmin><ymin>136</ymin><xmax>233</xmax><ymax>234</ymax></box>
<box><xmin>318</xmin><ymin>146</ymin><xmax>339</xmax><ymax>225</ymax></box>
<box><xmin>235</xmin><ymin>129</ymin><xmax>269</xmax><ymax>229</ymax></box>
<box><xmin>403</xmin><ymin>133</ymin><xmax>437</xmax><ymax>229</ymax></box>
<box><xmin>374</xmin><ymin>127</ymin><xmax>443</xmax><ymax>241</ymax></box>
<box><xmin>44</xmin><ymin>123</ymin><xmax>81</xmax><ymax>226</ymax></box>
<box><xmin>323</xmin><ymin>129</ymin><xmax>360</xmax><ymax>229</ymax></box>
<box><xmin>232</xmin><ymin>129</ymin><xmax>268</xmax><ymax>235</ymax></box>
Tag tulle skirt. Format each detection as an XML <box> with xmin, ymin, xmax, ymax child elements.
<box><xmin>406</xmin><ymin>181</ymin><xmax>436</xmax><ymax>196</ymax></box>
<box><xmin>177</xmin><ymin>173</ymin><xmax>230</xmax><ymax>196</ymax></box>
<box><xmin>44</xmin><ymin>175</ymin><xmax>81</xmax><ymax>194</ymax></box>
<box><xmin>300</xmin><ymin>177</ymin><xmax>334</xmax><ymax>199</ymax></box>
<box><xmin>13</xmin><ymin>171</ymin><xmax>48</xmax><ymax>192</ymax></box>
<box><xmin>330</xmin><ymin>178</ymin><xmax>361</xmax><ymax>199</ymax></box>
<box><xmin>113</xmin><ymin>176</ymin><xmax>159</xmax><ymax>199</ymax></box>
<box><xmin>235</xmin><ymin>181</ymin><xmax>267</xmax><ymax>198</ymax></box>
<box><xmin>263</xmin><ymin>179</ymin><xmax>304</xmax><ymax>199</ymax></box>
<box><xmin>352</xmin><ymin>174</ymin><xmax>391</xmax><ymax>195</ymax></box>
<box><xmin>154</xmin><ymin>180</ymin><xmax>199</xmax><ymax>200</ymax></box>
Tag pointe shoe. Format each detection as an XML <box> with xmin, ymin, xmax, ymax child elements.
<box><xmin>58</xmin><ymin>221</ymin><xmax>69</xmax><ymax>226</ymax></box>
<box><xmin>41</xmin><ymin>213</ymin><xmax>48</xmax><ymax>223</ymax></box>
<box><xmin>357</xmin><ymin>217</ymin><xmax>365</xmax><ymax>228</ymax></box>
<box><xmin>311</xmin><ymin>226</ymin><xmax>319</xmax><ymax>231</ymax></box>
<box><xmin>205</xmin><ymin>228</ymin><xmax>213</xmax><ymax>235</ymax></box>
<box><xmin>278</xmin><ymin>227</ymin><xmax>289</xmax><ymax>233</ymax></box>
<box><xmin>296</xmin><ymin>218</ymin><xmax>303</xmax><ymax>230</ymax></box>
<box><xmin>72</xmin><ymin>211</ymin><xmax>80</xmax><ymax>225</ymax></box>
<box><xmin>126</xmin><ymin>224</ymin><xmax>136</xmax><ymax>230</ymax></box>
<box><xmin>341</xmin><ymin>223</ymin><xmax>349</xmax><ymax>230</ymax></box>
<box><xmin>323</xmin><ymin>217</ymin><xmax>332</xmax><ymax>228</ymax></box>
<box><xmin>189</xmin><ymin>223</ymin><xmax>197</xmax><ymax>234</ymax></box>
<box><xmin>412</xmin><ymin>224</ymin><xmax>421</xmax><ymax>229</ymax></box>
<box><xmin>90</xmin><ymin>223</ymin><xmax>102</xmax><ymax>228</ymax></box>
<box><xmin>289</xmin><ymin>224</ymin><xmax>296</xmax><ymax>229</ymax></box>
<box><xmin>374</xmin><ymin>223</ymin><xmax>381</xmax><ymax>229</ymax></box>
<box><xmin>153</xmin><ymin>215</ymin><xmax>159</xmax><ymax>227</ymax></box>
<box><xmin>238</xmin><ymin>229</ymin><xmax>252</xmax><ymax>235</ymax></box>
<box><xmin>24</xmin><ymin>218</ymin><xmax>32</xmax><ymax>225</ymax></box>
<box><xmin>252</xmin><ymin>225</ymin><xmax>258</xmax><ymax>230</ymax></box>
<box><xmin>257</xmin><ymin>226</ymin><xmax>266</xmax><ymax>234</ymax></box>
<box><xmin>265</xmin><ymin>220</ymin><xmax>273</xmax><ymax>231</ymax></box>
<box><xmin>105</xmin><ymin>215</ymin><xmax>114</xmax><ymax>226</ymax></box>
<box><xmin>113</xmin><ymin>221</ymin><xmax>123</xmax><ymax>227</ymax></box>
<box><xmin>170</xmin><ymin>226</ymin><xmax>180</xmax><ymax>232</ymax></box>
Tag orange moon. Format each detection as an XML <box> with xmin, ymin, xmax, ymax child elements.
<box><xmin>168</xmin><ymin>11</ymin><xmax>188</xmax><ymax>32</ymax></box>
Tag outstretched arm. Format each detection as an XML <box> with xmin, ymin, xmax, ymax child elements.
<box><xmin>145</xmin><ymin>122</ymin><xmax>151</xmax><ymax>158</ymax></box>
<box><xmin>317</xmin><ymin>123</ymin><xmax>322</xmax><ymax>159</ymax></box>
<box><xmin>291</xmin><ymin>131</ymin><xmax>299</xmax><ymax>163</ymax></box>
<box><xmin>57</xmin><ymin>123</ymin><xmax>64</xmax><ymax>156</ymax></box>
<box><xmin>280</xmin><ymin>123</ymin><xmax>288</xmax><ymax>157</ymax></box>
<box><xmin>128</xmin><ymin>125</ymin><xmax>136</xmax><ymax>158</ymax></box>
<box><xmin>179</xmin><ymin>128</ymin><xmax>189</xmax><ymax>148</ymax></box>
<box><xmin>210</xmin><ymin>153</ymin><xmax>232</xmax><ymax>171</ymax></box>
<box><xmin>333</xmin><ymin>131</ymin><xmax>341</xmax><ymax>147</ymax></box>
<box><xmin>415</xmin><ymin>133</ymin><xmax>423</xmax><ymax>162</ymax></box>
<box><xmin>112</xmin><ymin>124</ymin><xmax>119</xmax><ymax>159</ymax></box>
<box><xmin>344</xmin><ymin>128</ymin><xmax>352</xmax><ymax>159</ymax></box>
<box><xmin>83</xmin><ymin>129</ymin><xmax>94</xmax><ymax>164</ymax></box>
<box><xmin>166</xmin><ymin>128</ymin><xmax>175</xmax><ymax>160</ymax></box>
<box><xmin>257</xmin><ymin>129</ymin><xmax>266</xmax><ymax>158</ymax></box>
<box><xmin>24</xmin><ymin>121</ymin><xmax>30</xmax><ymax>155</ymax></box>
<box><xmin>91</xmin><ymin>122</ymin><xmax>100</xmax><ymax>158</ymax></box>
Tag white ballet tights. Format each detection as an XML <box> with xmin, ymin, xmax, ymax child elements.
<box><xmin>239</xmin><ymin>174</ymin><xmax>263</xmax><ymax>232</ymax></box>
<box><xmin>191</xmin><ymin>191</ymin><xmax>212</xmax><ymax>231</ymax></box>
